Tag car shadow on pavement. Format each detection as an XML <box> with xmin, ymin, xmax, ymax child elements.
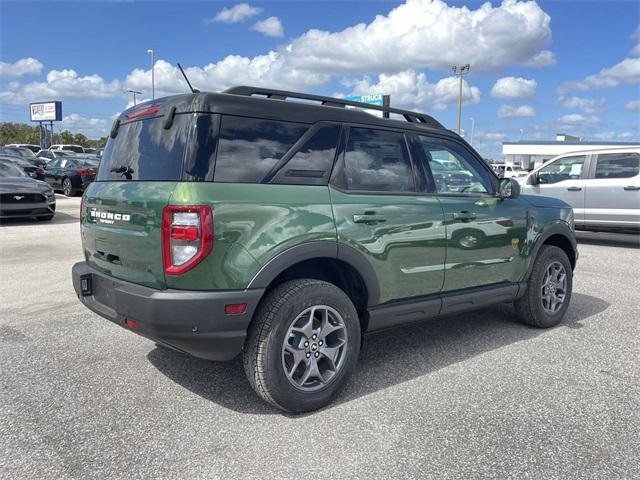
<box><xmin>147</xmin><ymin>292</ymin><xmax>609</xmax><ymax>416</ymax></box>
<box><xmin>0</xmin><ymin>211</ymin><xmax>79</xmax><ymax>226</ymax></box>
<box><xmin>576</xmin><ymin>231</ymin><xmax>639</xmax><ymax>249</ymax></box>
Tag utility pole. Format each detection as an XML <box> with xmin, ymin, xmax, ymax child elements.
<box><xmin>147</xmin><ymin>49</ymin><xmax>155</xmax><ymax>100</ymax></box>
<box><xmin>127</xmin><ymin>89</ymin><xmax>142</xmax><ymax>106</ymax></box>
<box><xmin>452</xmin><ymin>64</ymin><xmax>470</xmax><ymax>135</ymax></box>
<box><xmin>469</xmin><ymin>117</ymin><xmax>475</xmax><ymax>145</ymax></box>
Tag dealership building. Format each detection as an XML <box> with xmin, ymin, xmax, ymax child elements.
<box><xmin>502</xmin><ymin>134</ymin><xmax>639</xmax><ymax>170</ymax></box>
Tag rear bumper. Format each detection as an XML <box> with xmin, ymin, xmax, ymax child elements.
<box><xmin>72</xmin><ymin>262</ymin><xmax>264</xmax><ymax>361</ymax></box>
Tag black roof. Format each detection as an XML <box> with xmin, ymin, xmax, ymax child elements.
<box><xmin>119</xmin><ymin>86</ymin><xmax>455</xmax><ymax>139</ymax></box>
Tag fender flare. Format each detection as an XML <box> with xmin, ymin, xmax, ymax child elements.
<box><xmin>247</xmin><ymin>240</ymin><xmax>381</xmax><ymax>307</ymax></box>
<box><xmin>524</xmin><ymin>221</ymin><xmax>577</xmax><ymax>281</ymax></box>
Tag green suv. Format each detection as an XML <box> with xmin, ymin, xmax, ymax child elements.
<box><xmin>72</xmin><ymin>87</ymin><xmax>577</xmax><ymax>412</ymax></box>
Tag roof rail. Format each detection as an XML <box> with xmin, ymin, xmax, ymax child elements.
<box><xmin>223</xmin><ymin>86</ymin><xmax>444</xmax><ymax>129</ymax></box>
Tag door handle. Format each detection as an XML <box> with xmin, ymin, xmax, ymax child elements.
<box><xmin>623</xmin><ymin>186</ymin><xmax>640</xmax><ymax>191</ymax></box>
<box><xmin>566</xmin><ymin>186</ymin><xmax>582</xmax><ymax>191</ymax></box>
<box><xmin>453</xmin><ymin>211</ymin><xmax>477</xmax><ymax>221</ymax></box>
<box><xmin>353</xmin><ymin>213</ymin><xmax>386</xmax><ymax>224</ymax></box>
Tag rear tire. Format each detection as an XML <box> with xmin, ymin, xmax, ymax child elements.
<box><xmin>243</xmin><ymin>279</ymin><xmax>361</xmax><ymax>413</ymax></box>
<box><xmin>62</xmin><ymin>178</ymin><xmax>75</xmax><ymax>197</ymax></box>
<box><xmin>515</xmin><ymin>245</ymin><xmax>573</xmax><ymax>328</ymax></box>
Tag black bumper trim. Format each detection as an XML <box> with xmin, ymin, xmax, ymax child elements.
<box><xmin>72</xmin><ymin>262</ymin><xmax>265</xmax><ymax>361</ymax></box>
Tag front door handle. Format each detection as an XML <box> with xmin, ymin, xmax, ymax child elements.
<box><xmin>453</xmin><ymin>211</ymin><xmax>477</xmax><ymax>221</ymax></box>
<box><xmin>353</xmin><ymin>213</ymin><xmax>386</xmax><ymax>224</ymax></box>
<box><xmin>623</xmin><ymin>186</ymin><xmax>640</xmax><ymax>191</ymax></box>
<box><xmin>567</xmin><ymin>186</ymin><xmax>582</xmax><ymax>191</ymax></box>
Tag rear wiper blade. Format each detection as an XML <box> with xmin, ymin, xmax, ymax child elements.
<box><xmin>110</xmin><ymin>165</ymin><xmax>134</xmax><ymax>180</ymax></box>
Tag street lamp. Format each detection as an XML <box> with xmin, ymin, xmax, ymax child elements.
<box><xmin>126</xmin><ymin>89</ymin><xmax>142</xmax><ymax>106</ymax></box>
<box><xmin>147</xmin><ymin>49</ymin><xmax>155</xmax><ymax>100</ymax></box>
<box><xmin>452</xmin><ymin>64</ymin><xmax>470</xmax><ymax>135</ymax></box>
<box><xmin>519</xmin><ymin>128</ymin><xmax>525</xmax><ymax>141</ymax></box>
<box><xmin>469</xmin><ymin>117</ymin><xmax>475</xmax><ymax>145</ymax></box>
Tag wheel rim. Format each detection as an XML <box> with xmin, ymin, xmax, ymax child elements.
<box><xmin>459</xmin><ymin>234</ymin><xmax>478</xmax><ymax>248</ymax></box>
<box><xmin>541</xmin><ymin>261</ymin><xmax>567</xmax><ymax>314</ymax></box>
<box><xmin>281</xmin><ymin>305</ymin><xmax>348</xmax><ymax>392</ymax></box>
<box><xmin>63</xmin><ymin>179</ymin><xmax>71</xmax><ymax>196</ymax></box>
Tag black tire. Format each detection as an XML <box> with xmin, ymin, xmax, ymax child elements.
<box><xmin>36</xmin><ymin>214</ymin><xmax>54</xmax><ymax>221</ymax></box>
<box><xmin>243</xmin><ymin>279</ymin><xmax>361</xmax><ymax>413</ymax></box>
<box><xmin>515</xmin><ymin>245</ymin><xmax>573</xmax><ymax>328</ymax></box>
<box><xmin>62</xmin><ymin>178</ymin><xmax>75</xmax><ymax>197</ymax></box>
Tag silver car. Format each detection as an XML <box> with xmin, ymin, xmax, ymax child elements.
<box><xmin>520</xmin><ymin>147</ymin><xmax>640</xmax><ymax>232</ymax></box>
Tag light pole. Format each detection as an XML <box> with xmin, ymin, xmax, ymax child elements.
<box><xmin>147</xmin><ymin>49</ymin><xmax>155</xmax><ymax>100</ymax></box>
<box><xmin>452</xmin><ymin>64</ymin><xmax>470</xmax><ymax>135</ymax></box>
<box><xmin>126</xmin><ymin>89</ymin><xmax>142</xmax><ymax>106</ymax></box>
<box><xmin>519</xmin><ymin>128</ymin><xmax>524</xmax><ymax>141</ymax></box>
<box><xmin>469</xmin><ymin>117</ymin><xmax>475</xmax><ymax>145</ymax></box>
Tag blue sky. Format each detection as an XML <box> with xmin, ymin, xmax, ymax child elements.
<box><xmin>1</xmin><ymin>0</ymin><xmax>638</xmax><ymax>158</ymax></box>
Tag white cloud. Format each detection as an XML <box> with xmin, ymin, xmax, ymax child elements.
<box><xmin>491</xmin><ymin>77</ymin><xmax>537</xmax><ymax>99</ymax></box>
<box><xmin>485</xmin><ymin>132</ymin><xmax>506</xmax><ymax>141</ymax></box>
<box><xmin>205</xmin><ymin>3</ymin><xmax>261</xmax><ymax>24</ymax></box>
<box><xmin>560</xmin><ymin>96</ymin><xmax>606</xmax><ymax>113</ymax></box>
<box><xmin>558</xmin><ymin>57</ymin><xmax>640</xmax><ymax>93</ymax></box>
<box><xmin>0</xmin><ymin>57</ymin><xmax>43</xmax><ymax>78</ymax></box>
<box><xmin>557</xmin><ymin>113</ymin><xmax>600</xmax><ymax>126</ymax></box>
<box><xmin>625</xmin><ymin>99</ymin><xmax>640</xmax><ymax>111</ymax></box>
<box><xmin>60</xmin><ymin>113</ymin><xmax>109</xmax><ymax>138</ymax></box>
<box><xmin>344</xmin><ymin>69</ymin><xmax>480</xmax><ymax>112</ymax></box>
<box><xmin>498</xmin><ymin>105</ymin><xmax>536</xmax><ymax>118</ymax></box>
<box><xmin>252</xmin><ymin>17</ymin><xmax>284</xmax><ymax>38</ymax></box>
<box><xmin>521</xmin><ymin>50</ymin><xmax>557</xmax><ymax>67</ymax></box>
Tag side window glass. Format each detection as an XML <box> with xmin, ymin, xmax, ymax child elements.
<box><xmin>215</xmin><ymin>116</ymin><xmax>308</xmax><ymax>183</ymax></box>
<box><xmin>595</xmin><ymin>153</ymin><xmax>639</xmax><ymax>179</ymax></box>
<box><xmin>538</xmin><ymin>155</ymin><xmax>585</xmax><ymax>184</ymax></box>
<box><xmin>417</xmin><ymin>137</ymin><xmax>492</xmax><ymax>194</ymax></box>
<box><xmin>272</xmin><ymin>124</ymin><xmax>340</xmax><ymax>185</ymax></box>
<box><xmin>60</xmin><ymin>160</ymin><xmax>68</xmax><ymax>168</ymax></box>
<box><xmin>48</xmin><ymin>159</ymin><xmax>59</xmax><ymax>168</ymax></box>
<box><xmin>342</xmin><ymin>127</ymin><xmax>415</xmax><ymax>192</ymax></box>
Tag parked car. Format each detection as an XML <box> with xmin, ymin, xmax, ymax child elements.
<box><xmin>503</xmin><ymin>165</ymin><xmax>529</xmax><ymax>178</ymax></box>
<box><xmin>5</xmin><ymin>143</ymin><xmax>41</xmax><ymax>153</ymax></box>
<box><xmin>49</xmin><ymin>144</ymin><xmax>85</xmax><ymax>153</ymax></box>
<box><xmin>43</xmin><ymin>157</ymin><xmax>98</xmax><ymax>196</ymax></box>
<box><xmin>37</xmin><ymin>149</ymin><xmax>78</xmax><ymax>161</ymax></box>
<box><xmin>0</xmin><ymin>160</ymin><xmax>56</xmax><ymax>221</ymax></box>
<box><xmin>0</xmin><ymin>146</ymin><xmax>48</xmax><ymax>168</ymax></box>
<box><xmin>0</xmin><ymin>156</ymin><xmax>46</xmax><ymax>180</ymax></box>
<box><xmin>72</xmin><ymin>87</ymin><xmax>577</xmax><ymax>412</ymax></box>
<box><xmin>520</xmin><ymin>147</ymin><xmax>640</xmax><ymax>232</ymax></box>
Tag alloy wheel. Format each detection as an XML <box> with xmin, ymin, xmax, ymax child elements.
<box><xmin>541</xmin><ymin>261</ymin><xmax>567</xmax><ymax>314</ymax></box>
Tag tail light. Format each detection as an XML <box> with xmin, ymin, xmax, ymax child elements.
<box><xmin>35</xmin><ymin>168</ymin><xmax>45</xmax><ymax>176</ymax></box>
<box><xmin>77</xmin><ymin>169</ymin><xmax>95</xmax><ymax>176</ymax></box>
<box><xmin>162</xmin><ymin>205</ymin><xmax>213</xmax><ymax>275</ymax></box>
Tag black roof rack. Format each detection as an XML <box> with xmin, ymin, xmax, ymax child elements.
<box><xmin>224</xmin><ymin>86</ymin><xmax>444</xmax><ymax>130</ymax></box>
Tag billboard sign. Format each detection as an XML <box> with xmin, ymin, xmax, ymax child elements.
<box><xmin>344</xmin><ymin>94</ymin><xmax>386</xmax><ymax>117</ymax></box>
<box><xmin>29</xmin><ymin>101</ymin><xmax>62</xmax><ymax>122</ymax></box>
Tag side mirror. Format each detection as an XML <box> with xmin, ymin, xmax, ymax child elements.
<box><xmin>499</xmin><ymin>177</ymin><xmax>520</xmax><ymax>199</ymax></box>
<box><xmin>529</xmin><ymin>172</ymin><xmax>539</xmax><ymax>185</ymax></box>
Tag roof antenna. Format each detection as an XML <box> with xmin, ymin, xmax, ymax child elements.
<box><xmin>177</xmin><ymin>63</ymin><xmax>199</xmax><ymax>93</ymax></box>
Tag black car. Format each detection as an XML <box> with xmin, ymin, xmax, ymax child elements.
<box><xmin>0</xmin><ymin>156</ymin><xmax>46</xmax><ymax>180</ymax></box>
<box><xmin>0</xmin><ymin>161</ymin><xmax>56</xmax><ymax>221</ymax></box>
<box><xmin>43</xmin><ymin>157</ymin><xmax>98</xmax><ymax>196</ymax></box>
<box><xmin>0</xmin><ymin>146</ymin><xmax>47</xmax><ymax>168</ymax></box>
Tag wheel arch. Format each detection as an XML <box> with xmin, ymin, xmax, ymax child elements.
<box><xmin>525</xmin><ymin>222</ymin><xmax>577</xmax><ymax>280</ymax></box>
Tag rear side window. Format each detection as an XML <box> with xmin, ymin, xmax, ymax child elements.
<box><xmin>214</xmin><ymin>116</ymin><xmax>308</xmax><ymax>183</ymax></box>
<box><xmin>339</xmin><ymin>127</ymin><xmax>415</xmax><ymax>193</ymax></box>
<box><xmin>594</xmin><ymin>152</ymin><xmax>639</xmax><ymax>179</ymax></box>
<box><xmin>97</xmin><ymin>114</ymin><xmax>191</xmax><ymax>181</ymax></box>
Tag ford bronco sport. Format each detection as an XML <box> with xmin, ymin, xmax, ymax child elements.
<box><xmin>72</xmin><ymin>87</ymin><xmax>577</xmax><ymax>412</ymax></box>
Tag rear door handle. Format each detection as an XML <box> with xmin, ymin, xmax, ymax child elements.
<box><xmin>623</xmin><ymin>186</ymin><xmax>640</xmax><ymax>191</ymax></box>
<box><xmin>566</xmin><ymin>186</ymin><xmax>582</xmax><ymax>191</ymax></box>
<box><xmin>353</xmin><ymin>213</ymin><xmax>386</xmax><ymax>224</ymax></box>
<box><xmin>453</xmin><ymin>211</ymin><xmax>477</xmax><ymax>221</ymax></box>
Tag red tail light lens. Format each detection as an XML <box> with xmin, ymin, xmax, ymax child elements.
<box><xmin>77</xmin><ymin>169</ymin><xmax>95</xmax><ymax>176</ymax></box>
<box><xmin>125</xmin><ymin>105</ymin><xmax>160</xmax><ymax>120</ymax></box>
<box><xmin>162</xmin><ymin>205</ymin><xmax>213</xmax><ymax>275</ymax></box>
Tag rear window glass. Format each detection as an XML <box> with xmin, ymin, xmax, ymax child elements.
<box><xmin>97</xmin><ymin>114</ymin><xmax>190</xmax><ymax>181</ymax></box>
<box><xmin>595</xmin><ymin>152</ymin><xmax>639</xmax><ymax>179</ymax></box>
<box><xmin>214</xmin><ymin>116</ymin><xmax>308</xmax><ymax>183</ymax></box>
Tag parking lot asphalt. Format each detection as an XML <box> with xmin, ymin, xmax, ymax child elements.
<box><xmin>1</xmin><ymin>195</ymin><xmax>639</xmax><ymax>480</ymax></box>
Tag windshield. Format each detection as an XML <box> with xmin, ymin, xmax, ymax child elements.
<box><xmin>97</xmin><ymin>114</ymin><xmax>190</xmax><ymax>181</ymax></box>
<box><xmin>0</xmin><ymin>161</ymin><xmax>27</xmax><ymax>177</ymax></box>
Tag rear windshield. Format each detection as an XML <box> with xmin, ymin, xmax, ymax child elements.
<box><xmin>97</xmin><ymin>114</ymin><xmax>190</xmax><ymax>181</ymax></box>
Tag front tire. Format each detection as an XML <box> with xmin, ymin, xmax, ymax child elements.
<box><xmin>515</xmin><ymin>245</ymin><xmax>573</xmax><ymax>328</ymax></box>
<box><xmin>243</xmin><ymin>279</ymin><xmax>361</xmax><ymax>413</ymax></box>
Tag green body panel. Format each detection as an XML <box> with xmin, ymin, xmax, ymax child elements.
<box><xmin>437</xmin><ymin>196</ymin><xmax>529</xmax><ymax>291</ymax></box>
<box><xmin>82</xmin><ymin>181</ymin><xmax>177</xmax><ymax>289</ymax></box>
<box><xmin>329</xmin><ymin>187</ymin><xmax>447</xmax><ymax>304</ymax></box>
<box><xmin>166</xmin><ymin>183</ymin><xmax>336</xmax><ymax>290</ymax></box>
